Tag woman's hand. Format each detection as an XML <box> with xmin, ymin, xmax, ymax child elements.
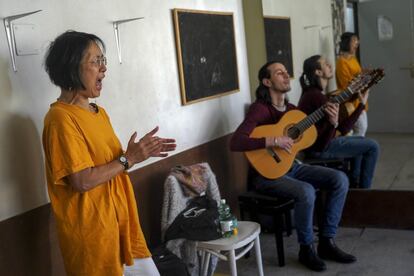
<box><xmin>324</xmin><ymin>102</ymin><xmax>339</xmax><ymax>127</ymax></box>
<box><xmin>66</xmin><ymin>127</ymin><xmax>175</xmax><ymax>193</ymax></box>
<box><xmin>125</xmin><ymin>126</ymin><xmax>176</xmax><ymax>166</ymax></box>
<box><xmin>359</xmin><ymin>89</ymin><xmax>370</xmax><ymax>105</ymax></box>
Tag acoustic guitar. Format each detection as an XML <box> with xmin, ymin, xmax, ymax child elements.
<box><xmin>329</xmin><ymin>89</ymin><xmax>366</xmax><ymax>128</ymax></box>
<box><xmin>328</xmin><ymin>90</ymin><xmax>358</xmax><ymax>121</ymax></box>
<box><xmin>245</xmin><ymin>69</ymin><xmax>384</xmax><ymax>179</ymax></box>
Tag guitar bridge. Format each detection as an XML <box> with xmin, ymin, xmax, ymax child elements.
<box><xmin>267</xmin><ymin>147</ymin><xmax>281</xmax><ymax>163</ymax></box>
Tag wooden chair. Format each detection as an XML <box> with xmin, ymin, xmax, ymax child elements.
<box><xmin>303</xmin><ymin>156</ymin><xmax>352</xmax><ymax>174</ymax></box>
<box><xmin>238</xmin><ymin>190</ymin><xmax>295</xmax><ymax>267</ymax></box>
<box><xmin>298</xmin><ymin>152</ymin><xmax>355</xmax><ymax>187</ymax></box>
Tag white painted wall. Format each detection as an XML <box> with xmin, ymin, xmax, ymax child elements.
<box><xmin>262</xmin><ymin>0</ymin><xmax>336</xmax><ymax>104</ymax></box>
<box><xmin>0</xmin><ymin>0</ymin><xmax>336</xmax><ymax>221</ymax></box>
<box><xmin>0</xmin><ymin>0</ymin><xmax>251</xmax><ymax>221</ymax></box>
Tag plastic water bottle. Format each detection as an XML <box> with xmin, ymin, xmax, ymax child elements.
<box><xmin>231</xmin><ymin>215</ymin><xmax>238</xmax><ymax>236</ymax></box>
<box><xmin>218</xmin><ymin>199</ymin><xmax>238</xmax><ymax>238</ymax></box>
<box><xmin>218</xmin><ymin>199</ymin><xmax>232</xmax><ymax>237</ymax></box>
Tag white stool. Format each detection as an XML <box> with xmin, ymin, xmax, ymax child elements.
<box><xmin>197</xmin><ymin>221</ymin><xmax>264</xmax><ymax>276</ymax></box>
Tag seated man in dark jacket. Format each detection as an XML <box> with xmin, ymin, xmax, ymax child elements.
<box><xmin>298</xmin><ymin>55</ymin><xmax>379</xmax><ymax>189</ymax></box>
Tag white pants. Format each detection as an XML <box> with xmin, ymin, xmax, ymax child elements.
<box><xmin>124</xmin><ymin>257</ymin><xmax>160</xmax><ymax>276</ymax></box>
<box><xmin>352</xmin><ymin>110</ymin><xmax>368</xmax><ymax>136</ymax></box>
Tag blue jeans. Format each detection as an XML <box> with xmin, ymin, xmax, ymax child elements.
<box><xmin>309</xmin><ymin>136</ymin><xmax>379</xmax><ymax>188</ymax></box>
<box><xmin>253</xmin><ymin>163</ymin><xmax>349</xmax><ymax>245</ymax></box>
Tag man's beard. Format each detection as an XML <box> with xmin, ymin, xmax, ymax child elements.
<box><xmin>277</xmin><ymin>85</ymin><xmax>291</xmax><ymax>94</ymax></box>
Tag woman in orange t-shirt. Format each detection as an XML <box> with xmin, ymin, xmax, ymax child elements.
<box><xmin>336</xmin><ymin>32</ymin><xmax>370</xmax><ymax>136</ymax></box>
<box><xmin>43</xmin><ymin>31</ymin><xmax>176</xmax><ymax>276</ymax></box>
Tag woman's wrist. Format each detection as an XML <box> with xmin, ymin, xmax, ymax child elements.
<box><xmin>123</xmin><ymin>152</ymin><xmax>134</xmax><ymax>168</ymax></box>
<box><xmin>274</xmin><ymin>137</ymin><xmax>279</xmax><ymax>147</ymax></box>
<box><xmin>118</xmin><ymin>155</ymin><xmax>129</xmax><ymax>170</ymax></box>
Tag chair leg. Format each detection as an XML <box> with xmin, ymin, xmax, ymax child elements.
<box><xmin>274</xmin><ymin>213</ymin><xmax>285</xmax><ymax>267</ymax></box>
<box><xmin>285</xmin><ymin>209</ymin><xmax>292</xmax><ymax>236</ymax></box>
<box><xmin>240</xmin><ymin>207</ymin><xmax>252</xmax><ymax>259</ymax></box>
<box><xmin>202</xmin><ymin>251</ymin><xmax>211</xmax><ymax>276</ymax></box>
<box><xmin>254</xmin><ymin>236</ymin><xmax>264</xmax><ymax>276</ymax></box>
<box><xmin>200</xmin><ymin>250</ymin><xmax>205</xmax><ymax>271</ymax></box>
<box><xmin>228</xmin><ymin>249</ymin><xmax>237</xmax><ymax>276</ymax></box>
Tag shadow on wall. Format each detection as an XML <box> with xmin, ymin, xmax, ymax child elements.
<box><xmin>4</xmin><ymin>113</ymin><xmax>48</xmax><ymax>211</ymax></box>
<box><xmin>0</xmin><ymin>34</ymin><xmax>48</xmax><ymax>213</ymax></box>
<box><xmin>0</xmin><ymin>53</ymin><xmax>55</xmax><ymax>275</ymax></box>
<box><xmin>0</xmin><ymin>57</ymin><xmax>12</xmax><ymax>102</ymax></box>
<box><xmin>0</xmin><ymin>114</ymin><xmax>54</xmax><ymax>275</ymax></box>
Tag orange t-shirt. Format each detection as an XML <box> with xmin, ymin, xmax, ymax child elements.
<box><xmin>42</xmin><ymin>102</ymin><xmax>150</xmax><ymax>276</ymax></box>
<box><xmin>336</xmin><ymin>55</ymin><xmax>368</xmax><ymax>110</ymax></box>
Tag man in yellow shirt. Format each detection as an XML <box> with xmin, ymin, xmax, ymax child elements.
<box><xmin>43</xmin><ymin>31</ymin><xmax>176</xmax><ymax>276</ymax></box>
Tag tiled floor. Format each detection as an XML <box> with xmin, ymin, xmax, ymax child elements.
<box><xmin>369</xmin><ymin>133</ymin><xmax>414</xmax><ymax>190</ymax></box>
<box><xmin>214</xmin><ymin>227</ymin><xmax>414</xmax><ymax>276</ymax></box>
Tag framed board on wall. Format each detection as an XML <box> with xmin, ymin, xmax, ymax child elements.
<box><xmin>173</xmin><ymin>9</ymin><xmax>239</xmax><ymax>105</ymax></box>
<box><xmin>263</xmin><ymin>16</ymin><xmax>294</xmax><ymax>77</ymax></box>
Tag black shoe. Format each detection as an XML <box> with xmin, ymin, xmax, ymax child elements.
<box><xmin>318</xmin><ymin>237</ymin><xmax>357</xmax><ymax>263</ymax></box>
<box><xmin>299</xmin><ymin>244</ymin><xmax>327</xmax><ymax>272</ymax></box>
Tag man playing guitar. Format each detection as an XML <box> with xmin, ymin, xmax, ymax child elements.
<box><xmin>230</xmin><ymin>61</ymin><xmax>356</xmax><ymax>272</ymax></box>
<box><xmin>298</xmin><ymin>55</ymin><xmax>379</xmax><ymax>189</ymax></box>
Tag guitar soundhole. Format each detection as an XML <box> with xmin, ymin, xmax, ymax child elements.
<box><xmin>287</xmin><ymin>126</ymin><xmax>301</xmax><ymax>140</ymax></box>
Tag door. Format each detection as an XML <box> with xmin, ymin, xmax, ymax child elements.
<box><xmin>358</xmin><ymin>0</ymin><xmax>414</xmax><ymax>133</ymax></box>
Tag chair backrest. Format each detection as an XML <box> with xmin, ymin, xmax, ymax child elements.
<box><xmin>161</xmin><ymin>162</ymin><xmax>221</xmax><ymax>240</ymax></box>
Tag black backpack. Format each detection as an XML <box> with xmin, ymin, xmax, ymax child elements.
<box><xmin>164</xmin><ymin>195</ymin><xmax>222</xmax><ymax>242</ymax></box>
<box><xmin>152</xmin><ymin>246</ymin><xmax>190</xmax><ymax>276</ymax></box>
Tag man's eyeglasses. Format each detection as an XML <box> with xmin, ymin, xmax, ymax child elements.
<box><xmin>90</xmin><ymin>56</ymin><xmax>107</xmax><ymax>67</ymax></box>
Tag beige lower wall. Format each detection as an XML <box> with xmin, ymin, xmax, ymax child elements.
<box><xmin>0</xmin><ymin>134</ymin><xmax>249</xmax><ymax>275</ymax></box>
<box><xmin>2</xmin><ymin>134</ymin><xmax>413</xmax><ymax>275</ymax></box>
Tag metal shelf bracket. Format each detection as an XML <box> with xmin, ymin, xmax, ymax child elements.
<box><xmin>3</xmin><ymin>9</ymin><xmax>42</xmax><ymax>72</ymax></box>
<box><xmin>113</xmin><ymin>17</ymin><xmax>144</xmax><ymax>64</ymax></box>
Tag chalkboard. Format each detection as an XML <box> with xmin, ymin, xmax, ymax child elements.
<box><xmin>264</xmin><ymin>16</ymin><xmax>294</xmax><ymax>77</ymax></box>
<box><xmin>173</xmin><ymin>9</ymin><xmax>239</xmax><ymax>105</ymax></box>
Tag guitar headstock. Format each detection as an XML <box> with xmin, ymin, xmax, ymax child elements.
<box><xmin>348</xmin><ymin>68</ymin><xmax>385</xmax><ymax>94</ymax></box>
<box><xmin>370</xmin><ymin>68</ymin><xmax>385</xmax><ymax>85</ymax></box>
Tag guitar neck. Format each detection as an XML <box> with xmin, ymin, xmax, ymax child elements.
<box><xmin>294</xmin><ymin>87</ymin><xmax>354</xmax><ymax>133</ymax></box>
<box><xmin>330</xmin><ymin>87</ymin><xmax>355</xmax><ymax>105</ymax></box>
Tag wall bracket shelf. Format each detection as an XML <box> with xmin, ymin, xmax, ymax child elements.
<box><xmin>3</xmin><ymin>9</ymin><xmax>42</xmax><ymax>72</ymax></box>
<box><xmin>113</xmin><ymin>17</ymin><xmax>144</xmax><ymax>64</ymax></box>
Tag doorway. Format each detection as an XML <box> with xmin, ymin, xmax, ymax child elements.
<box><xmin>358</xmin><ymin>0</ymin><xmax>414</xmax><ymax>133</ymax></box>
